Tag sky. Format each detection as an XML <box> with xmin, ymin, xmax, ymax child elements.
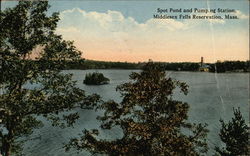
<box><xmin>2</xmin><ymin>0</ymin><xmax>249</xmax><ymax>63</ymax></box>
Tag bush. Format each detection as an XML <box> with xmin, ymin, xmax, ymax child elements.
<box><xmin>215</xmin><ymin>108</ymin><xmax>249</xmax><ymax>156</ymax></box>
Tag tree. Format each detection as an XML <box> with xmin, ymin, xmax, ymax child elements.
<box><xmin>215</xmin><ymin>108</ymin><xmax>249</xmax><ymax>156</ymax></box>
<box><xmin>0</xmin><ymin>1</ymin><xmax>100</xmax><ymax>156</ymax></box>
<box><xmin>83</xmin><ymin>72</ymin><xmax>110</xmax><ymax>85</ymax></box>
<box><xmin>66</xmin><ymin>62</ymin><xmax>209</xmax><ymax>155</ymax></box>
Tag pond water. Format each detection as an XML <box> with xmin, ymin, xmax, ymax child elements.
<box><xmin>23</xmin><ymin>70</ymin><xmax>249</xmax><ymax>156</ymax></box>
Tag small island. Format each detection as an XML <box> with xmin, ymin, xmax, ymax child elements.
<box><xmin>83</xmin><ymin>72</ymin><xmax>110</xmax><ymax>85</ymax></box>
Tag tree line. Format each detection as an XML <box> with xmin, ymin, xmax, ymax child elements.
<box><xmin>209</xmin><ymin>61</ymin><xmax>250</xmax><ymax>73</ymax></box>
<box><xmin>1</xmin><ymin>1</ymin><xmax>249</xmax><ymax>156</ymax></box>
<box><xmin>15</xmin><ymin>59</ymin><xmax>250</xmax><ymax>73</ymax></box>
<box><xmin>63</xmin><ymin>60</ymin><xmax>250</xmax><ymax>73</ymax></box>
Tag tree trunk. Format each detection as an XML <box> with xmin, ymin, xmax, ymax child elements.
<box><xmin>1</xmin><ymin>137</ymin><xmax>11</xmax><ymax>156</ymax></box>
<box><xmin>4</xmin><ymin>142</ymin><xmax>11</xmax><ymax>156</ymax></box>
<box><xmin>2</xmin><ymin>119</ymin><xmax>14</xmax><ymax>156</ymax></box>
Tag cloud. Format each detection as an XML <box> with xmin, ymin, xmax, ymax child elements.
<box><xmin>198</xmin><ymin>12</ymin><xmax>225</xmax><ymax>24</ymax></box>
<box><xmin>57</xmin><ymin>8</ymin><xmax>228</xmax><ymax>36</ymax></box>
<box><xmin>233</xmin><ymin>10</ymin><xmax>248</xmax><ymax>19</ymax></box>
<box><xmin>58</xmin><ymin>8</ymin><xmax>186</xmax><ymax>34</ymax></box>
<box><xmin>57</xmin><ymin>27</ymin><xmax>80</xmax><ymax>33</ymax></box>
<box><xmin>145</xmin><ymin>18</ymin><xmax>186</xmax><ymax>31</ymax></box>
<box><xmin>55</xmin><ymin>8</ymin><xmax>248</xmax><ymax>62</ymax></box>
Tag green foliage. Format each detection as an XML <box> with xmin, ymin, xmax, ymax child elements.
<box><xmin>209</xmin><ymin>61</ymin><xmax>249</xmax><ymax>73</ymax></box>
<box><xmin>215</xmin><ymin>108</ymin><xmax>249</xmax><ymax>156</ymax></box>
<box><xmin>83</xmin><ymin>72</ymin><xmax>110</xmax><ymax>85</ymax></box>
<box><xmin>0</xmin><ymin>1</ymin><xmax>100</xmax><ymax>156</ymax></box>
<box><xmin>66</xmin><ymin>62</ymin><xmax>209</xmax><ymax>155</ymax></box>
<box><xmin>65</xmin><ymin>59</ymin><xmax>140</xmax><ymax>70</ymax></box>
<box><xmin>164</xmin><ymin>62</ymin><xmax>200</xmax><ymax>71</ymax></box>
<box><xmin>83</xmin><ymin>60</ymin><xmax>140</xmax><ymax>69</ymax></box>
<box><xmin>57</xmin><ymin>59</ymin><xmax>249</xmax><ymax>73</ymax></box>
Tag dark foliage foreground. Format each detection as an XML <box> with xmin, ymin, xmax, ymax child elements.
<box><xmin>66</xmin><ymin>62</ymin><xmax>209</xmax><ymax>155</ymax></box>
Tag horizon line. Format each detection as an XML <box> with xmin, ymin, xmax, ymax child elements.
<box><xmin>83</xmin><ymin>58</ymin><xmax>250</xmax><ymax>64</ymax></box>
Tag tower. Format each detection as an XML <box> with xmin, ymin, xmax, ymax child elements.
<box><xmin>201</xmin><ymin>57</ymin><xmax>204</xmax><ymax>67</ymax></box>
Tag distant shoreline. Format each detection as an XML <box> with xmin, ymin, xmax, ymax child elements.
<box><xmin>64</xmin><ymin>59</ymin><xmax>250</xmax><ymax>73</ymax></box>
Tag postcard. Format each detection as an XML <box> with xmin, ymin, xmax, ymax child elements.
<box><xmin>1</xmin><ymin>0</ymin><xmax>249</xmax><ymax>156</ymax></box>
